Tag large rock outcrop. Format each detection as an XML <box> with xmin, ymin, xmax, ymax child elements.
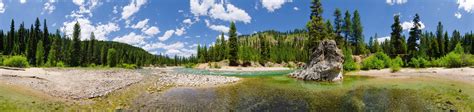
<box><xmin>289</xmin><ymin>40</ymin><xmax>344</xmax><ymax>81</ymax></box>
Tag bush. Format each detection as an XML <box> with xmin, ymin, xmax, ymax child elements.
<box><xmin>56</xmin><ymin>61</ymin><xmax>65</xmax><ymax>67</ymax></box>
<box><xmin>120</xmin><ymin>63</ymin><xmax>138</xmax><ymax>69</ymax></box>
<box><xmin>361</xmin><ymin>52</ymin><xmax>391</xmax><ymax>70</ymax></box>
<box><xmin>390</xmin><ymin>64</ymin><xmax>401</xmax><ymax>73</ymax></box>
<box><xmin>3</xmin><ymin>56</ymin><xmax>29</xmax><ymax>68</ymax></box>
<box><xmin>442</xmin><ymin>52</ymin><xmax>462</xmax><ymax>68</ymax></box>
<box><xmin>390</xmin><ymin>56</ymin><xmax>403</xmax><ymax>72</ymax></box>
<box><xmin>343</xmin><ymin>48</ymin><xmax>358</xmax><ymax>71</ymax></box>
<box><xmin>184</xmin><ymin>63</ymin><xmax>196</xmax><ymax>68</ymax></box>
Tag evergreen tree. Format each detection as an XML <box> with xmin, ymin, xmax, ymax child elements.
<box><xmin>6</xmin><ymin>19</ymin><xmax>14</xmax><ymax>55</ymax></box>
<box><xmin>373</xmin><ymin>35</ymin><xmax>382</xmax><ymax>53</ymax></box>
<box><xmin>107</xmin><ymin>48</ymin><xmax>117</xmax><ymax>67</ymax></box>
<box><xmin>368</xmin><ymin>36</ymin><xmax>374</xmax><ymax>53</ymax></box>
<box><xmin>89</xmin><ymin>32</ymin><xmax>97</xmax><ymax>64</ymax></box>
<box><xmin>343</xmin><ymin>10</ymin><xmax>352</xmax><ymax>47</ymax></box>
<box><xmin>444</xmin><ymin>31</ymin><xmax>449</xmax><ymax>53</ymax></box>
<box><xmin>259</xmin><ymin>34</ymin><xmax>269</xmax><ymax>63</ymax></box>
<box><xmin>352</xmin><ymin>10</ymin><xmax>365</xmax><ymax>55</ymax></box>
<box><xmin>18</xmin><ymin>22</ymin><xmax>26</xmax><ymax>54</ymax></box>
<box><xmin>27</xmin><ymin>24</ymin><xmax>37</xmax><ymax>65</ymax></box>
<box><xmin>306</xmin><ymin>0</ymin><xmax>328</xmax><ymax>52</ymax></box>
<box><xmin>47</xmin><ymin>38</ymin><xmax>58</xmax><ymax>66</ymax></box>
<box><xmin>451</xmin><ymin>30</ymin><xmax>461</xmax><ymax>51</ymax></box>
<box><xmin>333</xmin><ymin>8</ymin><xmax>344</xmax><ymax>46</ymax></box>
<box><xmin>36</xmin><ymin>41</ymin><xmax>44</xmax><ymax>66</ymax></box>
<box><xmin>228</xmin><ymin>22</ymin><xmax>239</xmax><ymax>66</ymax></box>
<box><xmin>407</xmin><ymin>14</ymin><xmax>422</xmax><ymax>59</ymax></box>
<box><xmin>43</xmin><ymin>19</ymin><xmax>50</xmax><ymax>62</ymax></box>
<box><xmin>0</xmin><ymin>30</ymin><xmax>3</xmax><ymax>53</ymax></box>
<box><xmin>436</xmin><ymin>22</ymin><xmax>444</xmax><ymax>56</ymax></box>
<box><xmin>390</xmin><ymin>15</ymin><xmax>405</xmax><ymax>56</ymax></box>
<box><xmin>70</xmin><ymin>22</ymin><xmax>82</xmax><ymax>66</ymax></box>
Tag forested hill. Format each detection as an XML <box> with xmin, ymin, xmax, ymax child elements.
<box><xmin>197</xmin><ymin>28</ymin><xmax>311</xmax><ymax>65</ymax></box>
<box><xmin>0</xmin><ymin>18</ymin><xmax>192</xmax><ymax>67</ymax></box>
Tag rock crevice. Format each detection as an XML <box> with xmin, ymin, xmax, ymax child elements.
<box><xmin>289</xmin><ymin>40</ymin><xmax>344</xmax><ymax>81</ymax></box>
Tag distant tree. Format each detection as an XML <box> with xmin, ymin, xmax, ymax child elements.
<box><xmin>407</xmin><ymin>14</ymin><xmax>422</xmax><ymax>59</ymax></box>
<box><xmin>444</xmin><ymin>31</ymin><xmax>450</xmax><ymax>53</ymax></box>
<box><xmin>451</xmin><ymin>30</ymin><xmax>461</xmax><ymax>51</ymax></box>
<box><xmin>70</xmin><ymin>22</ymin><xmax>82</xmax><ymax>66</ymax></box>
<box><xmin>228</xmin><ymin>22</ymin><xmax>239</xmax><ymax>66</ymax></box>
<box><xmin>43</xmin><ymin>19</ymin><xmax>50</xmax><ymax>62</ymax></box>
<box><xmin>107</xmin><ymin>48</ymin><xmax>117</xmax><ymax>67</ymax></box>
<box><xmin>18</xmin><ymin>22</ymin><xmax>26</xmax><ymax>54</ymax></box>
<box><xmin>259</xmin><ymin>34</ymin><xmax>269</xmax><ymax>64</ymax></box>
<box><xmin>6</xmin><ymin>19</ymin><xmax>14</xmax><ymax>55</ymax></box>
<box><xmin>46</xmin><ymin>38</ymin><xmax>58</xmax><ymax>67</ymax></box>
<box><xmin>352</xmin><ymin>10</ymin><xmax>365</xmax><ymax>55</ymax></box>
<box><xmin>0</xmin><ymin>30</ymin><xmax>3</xmax><ymax>53</ymax></box>
<box><xmin>436</xmin><ymin>22</ymin><xmax>444</xmax><ymax>56</ymax></box>
<box><xmin>36</xmin><ymin>41</ymin><xmax>44</xmax><ymax>66</ymax></box>
<box><xmin>390</xmin><ymin>15</ymin><xmax>405</xmax><ymax>56</ymax></box>
<box><xmin>89</xmin><ymin>32</ymin><xmax>97</xmax><ymax>63</ymax></box>
<box><xmin>343</xmin><ymin>10</ymin><xmax>352</xmax><ymax>47</ymax></box>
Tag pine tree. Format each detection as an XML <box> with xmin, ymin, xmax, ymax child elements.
<box><xmin>47</xmin><ymin>38</ymin><xmax>58</xmax><ymax>66</ymax></box>
<box><xmin>343</xmin><ymin>10</ymin><xmax>352</xmax><ymax>47</ymax></box>
<box><xmin>0</xmin><ymin>30</ymin><xmax>3</xmax><ymax>53</ymax></box>
<box><xmin>228</xmin><ymin>22</ymin><xmax>239</xmax><ymax>66</ymax></box>
<box><xmin>352</xmin><ymin>10</ymin><xmax>365</xmax><ymax>55</ymax></box>
<box><xmin>451</xmin><ymin>30</ymin><xmax>461</xmax><ymax>51</ymax></box>
<box><xmin>36</xmin><ymin>41</ymin><xmax>45</xmax><ymax>66</ymax></box>
<box><xmin>436</xmin><ymin>22</ymin><xmax>444</xmax><ymax>56</ymax></box>
<box><xmin>444</xmin><ymin>31</ymin><xmax>449</xmax><ymax>53</ymax></box>
<box><xmin>27</xmin><ymin>24</ymin><xmax>37</xmax><ymax>65</ymax></box>
<box><xmin>333</xmin><ymin>8</ymin><xmax>344</xmax><ymax>46</ymax></box>
<box><xmin>89</xmin><ymin>32</ymin><xmax>97</xmax><ymax>64</ymax></box>
<box><xmin>70</xmin><ymin>22</ymin><xmax>82</xmax><ymax>66</ymax></box>
<box><xmin>18</xmin><ymin>22</ymin><xmax>26</xmax><ymax>54</ymax></box>
<box><xmin>390</xmin><ymin>15</ymin><xmax>404</xmax><ymax>56</ymax></box>
<box><xmin>43</xmin><ymin>19</ymin><xmax>50</xmax><ymax>62</ymax></box>
<box><xmin>220</xmin><ymin>33</ymin><xmax>227</xmax><ymax>60</ymax></box>
<box><xmin>6</xmin><ymin>19</ymin><xmax>14</xmax><ymax>55</ymax></box>
<box><xmin>407</xmin><ymin>14</ymin><xmax>422</xmax><ymax>59</ymax></box>
<box><xmin>306</xmin><ymin>0</ymin><xmax>328</xmax><ymax>52</ymax></box>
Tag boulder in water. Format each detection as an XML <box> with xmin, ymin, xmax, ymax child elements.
<box><xmin>289</xmin><ymin>40</ymin><xmax>344</xmax><ymax>81</ymax></box>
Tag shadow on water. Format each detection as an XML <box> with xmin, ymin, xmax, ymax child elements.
<box><xmin>134</xmin><ymin>68</ymin><xmax>474</xmax><ymax>111</ymax></box>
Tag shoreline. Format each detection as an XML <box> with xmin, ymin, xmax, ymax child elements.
<box><xmin>194</xmin><ymin>66</ymin><xmax>293</xmax><ymax>72</ymax></box>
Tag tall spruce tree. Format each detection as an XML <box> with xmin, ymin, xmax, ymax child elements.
<box><xmin>47</xmin><ymin>38</ymin><xmax>58</xmax><ymax>66</ymax></box>
<box><xmin>444</xmin><ymin>31</ymin><xmax>450</xmax><ymax>52</ymax></box>
<box><xmin>306</xmin><ymin>0</ymin><xmax>328</xmax><ymax>52</ymax></box>
<box><xmin>352</xmin><ymin>10</ymin><xmax>365</xmax><ymax>55</ymax></box>
<box><xmin>70</xmin><ymin>22</ymin><xmax>82</xmax><ymax>66</ymax></box>
<box><xmin>390</xmin><ymin>15</ymin><xmax>404</xmax><ymax>56</ymax></box>
<box><xmin>43</xmin><ymin>19</ymin><xmax>50</xmax><ymax>62</ymax></box>
<box><xmin>6</xmin><ymin>19</ymin><xmax>14</xmax><ymax>55</ymax></box>
<box><xmin>0</xmin><ymin>30</ymin><xmax>3</xmax><ymax>53</ymax></box>
<box><xmin>407</xmin><ymin>14</ymin><xmax>422</xmax><ymax>59</ymax></box>
<box><xmin>36</xmin><ymin>41</ymin><xmax>44</xmax><ymax>66</ymax></box>
<box><xmin>343</xmin><ymin>10</ymin><xmax>352</xmax><ymax>47</ymax></box>
<box><xmin>89</xmin><ymin>32</ymin><xmax>97</xmax><ymax>63</ymax></box>
<box><xmin>228</xmin><ymin>22</ymin><xmax>239</xmax><ymax>66</ymax></box>
<box><xmin>436</xmin><ymin>22</ymin><xmax>444</xmax><ymax>56</ymax></box>
<box><xmin>333</xmin><ymin>8</ymin><xmax>344</xmax><ymax>46</ymax></box>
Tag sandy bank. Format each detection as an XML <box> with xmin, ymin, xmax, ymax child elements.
<box><xmin>346</xmin><ymin>67</ymin><xmax>474</xmax><ymax>84</ymax></box>
<box><xmin>198</xmin><ymin>66</ymin><xmax>292</xmax><ymax>72</ymax></box>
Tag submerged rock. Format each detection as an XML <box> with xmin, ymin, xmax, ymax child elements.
<box><xmin>289</xmin><ymin>40</ymin><xmax>344</xmax><ymax>81</ymax></box>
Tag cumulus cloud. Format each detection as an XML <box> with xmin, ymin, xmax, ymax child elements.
<box><xmin>401</xmin><ymin>21</ymin><xmax>425</xmax><ymax>31</ymax></box>
<box><xmin>457</xmin><ymin>0</ymin><xmax>474</xmax><ymax>13</ymax></box>
<box><xmin>293</xmin><ymin>7</ymin><xmax>299</xmax><ymax>11</ymax></box>
<box><xmin>190</xmin><ymin>0</ymin><xmax>251</xmax><ymax>23</ymax></box>
<box><xmin>122</xmin><ymin>0</ymin><xmax>147</xmax><ymax>20</ymax></box>
<box><xmin>113</xmin><ymin>32</ymin><xmax>147</xmax><ymax>46</ymax></box>
<box><xmin>205</xmin><ymin>20</ymin><xmax>229</xmax><ymax>33</ymax></box>
<box><xmin>142</xmin><ymin>41</ymin><xmax>195</xmax><ymax>57</ymax></box>
<box><xmin>113</xmin><ymin>6</ymin><xmax>118</xmax><ymax>14</ymax></box>
<box><xmin>42</xmin><ymin>0</ymin><xmax>56</xmax><ymax>14</ymax></box>
<box><xmin>261</xmin><ymin>0</ymin><xmax>292</xmax><ymax>12</ymax></box>
<box><xmin>175</xmin><ymin>27</ymin><xmax>185</xmax><ymax>36</ymax></box>
<box><xmin>455</xmin><ymin>12</ymin><xmax>462</xmax><ymax>19</ymax></box>
<box><xmin>377</xmin><ymin>36</ymin><xmax>391</xmax><ymax>43</ymax></box>
<box><xmin>131</xmin><ymin>19</ymin><xmax>149</xmax><ymax>29</ymax></box>
<box><xmin>386</xmin><ymin>0</ymin><xmax>407</xmax><ymax>5</ymax></box>
<box><xmin>143</xmin><ymin>26</ymin><xmax>160</xmax><ymax>36</ymax></box>
<box><xmin>61</xmin><ymin>18</ymin><xmax>120</xmax><ymax>40</ymax></box>
<box><xmin>0</xmin><ymin>0</ymin><xmax>5</xmax><ymax>13</ymax></box>
<box><xmin>73</xmin><ymin>0</ymin><xmax>84</xmax><ymax>6</ymax></box>
<box><xmin>183</xmin><ymin>19</ymin><xmax>193</xmax><ymax>24</ymax></box>
<box><xmin>159</xmin><ymin>30</ymin><xmax>175</xmax><ymax>41</ymax></box>
<box><xmin>20</xmin><ymin>0</ymin><xmax>26</xmax><ymax>4</ymax></box>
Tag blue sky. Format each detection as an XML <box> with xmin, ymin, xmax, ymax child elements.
<box><xmin>0</xmin><ymin>0</ymin><xmax>472</xmax><ymax>57</ymax></box>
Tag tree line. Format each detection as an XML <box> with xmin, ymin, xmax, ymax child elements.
<box><xmin>196</xmin><ymin>0</ymin><xmax>473</xmax><ymax>68</ymax></box>
<box><xmin>0</xmin><ymin>18</ymin><xmax>192</xmax><ymax>67</ymax></box>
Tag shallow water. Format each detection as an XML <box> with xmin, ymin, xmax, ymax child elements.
<box><xmin>135</xmin><ymin>68</ymin><xmax>474</xmax><ymax>111</ymax></box>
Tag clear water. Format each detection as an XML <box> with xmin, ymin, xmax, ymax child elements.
<box><xmin>133</xmin><ymin>68</ymin><xmax>474</xmax><ymax>111</ymax></box>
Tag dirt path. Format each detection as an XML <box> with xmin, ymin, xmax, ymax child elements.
<box><xmin>346</xmin><ymin>67</ymin><xmax>474</xmax><ymax>84</ymax></box>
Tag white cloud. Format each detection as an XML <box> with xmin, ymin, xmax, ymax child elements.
<box><xmin>401</xmin><ymin>21</ymin><xmax>425</xmax><ymax>31</ymax></box>
<box><xmin>261</xmin><ymin>0</ymin><xmax>292</xmax><ymax>12</ymax></box>
<box><xmin>183</xmin><ymin>19</ymin><xmax>193</xmax><ymax>24</ymax></box>
<box><xmin>377</xmin><ymin>36</ymin><xmax>391</xmax><ymax>43</ymax></box>
<box><xmin>457</xmin><ymin>0</ymin><xmax>474</xmax><ymax>13</ymax></box>
<box><xmin>386</xmin><ymin>0</ymin><xmax>407</xmax><ymax>5</ymax></box>
<box><xmin>73</xmin><ymin>0</ymin><xmax>84</xmax><ymax>6</ymax></box>
<box><xmin>113</xmin><ymin>6</ymin><xmax>118</xmax><ymax>14</ymax></box>
<box><xmin>42</xmin><ymin>0</ymin><xmax>56</xmax><ymax>14</ymax></box>
<box><xmin>143</xmin><ymin>26</ymin><xmax>160</xmax><ymax>36</ymax></box>
<box><xmin>113</xmin><ymin>32</ymin><xmax>147</xmax><ymax>46</ymax></box>
<box><xmin>131</xmin><ymin>19</ymin><xmax>149</xmax><ymax>29</ymax></box>
<box><xmin>209</xmin><ymin>3</ymin><xmax>251</xmax><ymax>23</ymax></box>
<box><xmin>455</xmin><ymin>12</ymin><xmax>462</xmax><ymax>19</ymax></box>
<box><xmin>142</xmin><ymin>41</ymin><xmax>195</xmax><ymax>57</ymax></box>
<box><xmin>205</xmin><ymin>20</ymin><xmax>229</xmax><ymax>33</ymax></box>
<box><xmin>216</xmin><ymin>34</ymin><xmax>229</xmax><ymax>40</ymax></box>
<box><xmin>0</xmin><ymin>0</ymin><xmax>5</xmax><ymax>13</ymax></box>
<box><xmin>61</xmin><ymin>18</ymin><xmax>120</xmax><ymax>40</ymax></box>
<box><xmin>159</xmin><ymin>30</ymin><xmax>175</xmax><ymax>41</ymax></box>
<box><xmin>175</xmin><ymin>27</ymin><xmax>185</xmax><ymax>36</ymax></box>
<box><xmin>190</xmin><ymin>0</ymin><xmax>214</xmax><ymax>16</ymax></box>
<box><xmin>122</xmin><ymin>0</ymin><xmax>147</xmax><ymax>20</ymax></box>
<box><xmin>20</xmin><ymin>0</ymin><xmax>26</xmax><ymax>4</ymax></box>
<box><xmin>190</xmin><ymin>0</ymin><xmax>251</xmax><ymax>23</ymax></box>
<box><xmin>293</xmin><ymin>7</ymin><xmax>299</xmax><ymax>11</ymax></box>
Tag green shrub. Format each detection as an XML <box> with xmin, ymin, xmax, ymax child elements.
<box><xmin>343</xmin><ymin>48</ymin><xmax>358</xmax><ymax>71</ymax></box>
<box><xmin>3</xmin><ymin>56</ymin><xmax>29</xmax><ymax>68</ymax></box>
<box><xmin>120</xmin><ymin>63</ymin><xmax>138</xmax><ymax>69</ymax></box>
<box><xmin>391</xmin><ymin>56</ymin><xmax>404</xmax><ymax>67</ymax></box>
<box><xmin>56</xmin><ymin>61</ymin><xmax>65</xmax><ymax>67</ymax></box>
<box><xmin>409</xmin><ymin>57</ymin><xmax>421</xmax><ymax>68</ymax></box>
<box><xmin>184</xmin><ymin>63</ymin><xmax>196</xmax><ymax>68</ymax></box>
<box><xmin>361</xmin><ymin>52</ymin><xmax>391</xmax><ymax>70</ymax></box>
<box><xmin>442</xmin><ymin>52</ymin><xmax>462</xmax><ymax>68</ymax></box>
<box><xmin>390</xmin><ymin>64</ymin><xmax>401</xmax><ymax>73</ymax></box>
